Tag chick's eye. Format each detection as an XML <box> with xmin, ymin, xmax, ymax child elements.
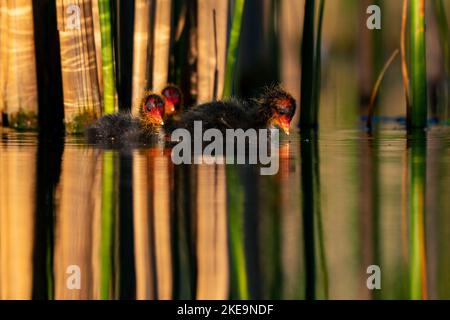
<box><xmin>278</xmin><ymin>108</ymin><xmax>290</xmax><ymax>115</ymax></box>
<box><xmin>145</xmin><ymin>96</ymin><xmax>164</xmax><ymax>112</ymax></box>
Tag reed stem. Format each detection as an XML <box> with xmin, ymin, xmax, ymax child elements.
<box><xmin>433</xmin><ymin>0</ymin><xmax>450</xmax><ymax>75</ymax></box>
<box><xmin>313</xmin><ymin>0</ymin><xmax>326</xmax><ymax>121</ymax></box>
<box><xmin>98</xmin><ymin>0</ymin><xmax>116</xmax><ymax>114</ymax></box>
<box><xmin>401</xmin><ymin>0</ymin><xmax>411</xmax><ymax>112</ymax></box>
<box><xmin>223</xmin><ymin>0</ymin><xmax>245</xmax><ymax>98</ymax></box>
<box><xmin>409</xmin><ymin>0</ymin><xmax>428</xmax><ymax>129</ymax></box>
<box><xmin>300</xmin><ymin>0</ymin><xmax>316</xmax><ymax>129</ymax></box>
<box><xmin>300</xmin><ymin>0</ymin><xmax>325</xmax><ymax>129</ymax></box>
<box><xmin>366</xmin><ymin>50</ymin><xmax>399</xmax><ymax>130</ymax></box>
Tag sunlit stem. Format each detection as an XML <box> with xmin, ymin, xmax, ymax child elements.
<box><xmin>223</xmin><ymin>0</ymin><xmax>246</xmax><ymax>99</ymax></box>
<box><xmin>98</xmin><ymin>0</ymin><xmax>116</xmax><ymax>114</ymax></box>
<box><xmin>409</xmin><ymin>0</ymin><xmax>428</xmax><ymax>129</ymax></box>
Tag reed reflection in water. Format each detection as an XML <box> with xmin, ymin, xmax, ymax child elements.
<box><xmin>0</xmin><ymin>127</ymin><xmax>449</xmax><ymax>300</ymax></box>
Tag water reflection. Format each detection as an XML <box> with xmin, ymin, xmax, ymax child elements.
<box><xmin>0</xmin><ymin>127</ymin><xmax>449</xmax><ymax>300</ymax></box>
<box><xmin>0</xmin><ymin>136</ymin><xmax>36</xmax><ymax>299</ymax></box>
<box><xmin>408</xmin><ymin>131</ymin><xmax>427</xmax><ymax>300</ymax></box>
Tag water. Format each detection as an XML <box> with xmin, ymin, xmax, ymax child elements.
<box><xmin>0</xmin><ymin>124</ymin><xmax>449</xmax><ymax>300</ymax></box>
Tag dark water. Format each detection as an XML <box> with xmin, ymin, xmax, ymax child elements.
<box><xmin>0</xmin><ymin>124</ymin><xmax>449</xmax><ymax>300</ymax></box>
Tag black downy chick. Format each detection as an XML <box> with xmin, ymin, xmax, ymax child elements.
<box><xmin>86</xmin><ymin>94</ymin><xmax>165</xmax><ymax>145</ymax></box>
<box><xmin>165</xmin><ymin>85</ymin><xmax>296</xmax><ymax>135</ymax></box>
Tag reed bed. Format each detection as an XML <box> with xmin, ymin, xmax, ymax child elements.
<box><xmin>0</xmin><ymin>0</ymin><xmax>447</xmax><ymax>131</ymax></box>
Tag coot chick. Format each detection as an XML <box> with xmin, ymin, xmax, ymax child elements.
<box><xmin>86</xmin><ymin>94</ymin><xmax>166</xmax><ymax>144</ymax></box>
<box><xmin>165</xmin><ymin>85</ymin><xmax>296</xmax><ymax>135</ymax></box>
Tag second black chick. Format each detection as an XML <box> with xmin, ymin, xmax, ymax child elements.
<box><xmin>165</xmin><ymin>85</ymin><xmax>296</xmax><ymax>135</ymax></box>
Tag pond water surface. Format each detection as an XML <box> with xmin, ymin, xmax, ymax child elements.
<box><xmin>0</xmin><ymin>123</ymin><xmax>449</xmax><ymax>300</ymax></box>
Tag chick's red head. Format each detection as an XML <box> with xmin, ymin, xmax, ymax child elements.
<box><xmin>262</xmin><ymin>86</ymin><xmax>297</xmax><ymax>135</ymax></box>
<box><xmin>161</xmin><ymin>85</ymin><xmax>183</xmax><ymax>116</ymax></box>
<box><xmin>141</xmin><ymin>94</ymin><xmax>165</xmax><ymax>126</ymax></box>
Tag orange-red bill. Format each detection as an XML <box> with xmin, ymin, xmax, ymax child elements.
<box><xmin>164</xmin><ymin>100</ymin><xmax>176</xmax><ymax>116</ymax></box>
<box><xmin>149</xmin><ymin>107</ymin><xmax>164</xmax><ymax>126</ymax></box>
<box><xmin>273</xmin><ymin>115</ymin><xmax>291</xmax><ymax>135</ymax></box>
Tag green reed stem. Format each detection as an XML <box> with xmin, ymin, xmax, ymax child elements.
<box><xmin>409</xmin><ymin>0</ymin><xmax>428</xmax><ymax>129</ymax></box>
<box><xmin>98</xmin><ymin>0</ymin><xmax>116</xmax><ymax>114</ymax></box>
<box><xmin>300</xmin><ymin>0</ymin><xmax>316</xmax><ymax>129</ymax></box>
<box><xmin>313</xmin><ymin>0</ymin><xmax>326</xmax><ymax>122</ymax></box>
<box><xmin>101</xmin><ymin>151</ymin><xmax>115</xmax><ymax>299</ymax></box>
<box><xmin>223</xmin><ymin>0</ymin><xmax>245</xmax><ymax>98</ymax></box>
<box><xmin>300</xmin><ymin>0</ymin><xmax>325</xmax><ymax>129</ymax></box>
<box><xmin>433</xmin><ymin>0</ymin><xmax>450</xmax><ymax>74</ymax></box>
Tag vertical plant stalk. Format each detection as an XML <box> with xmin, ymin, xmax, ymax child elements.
<box><xmin>300</xmin><ymin>0</ymin><xmax>316</xmax><ymax>129</ymax></box>
<box><xmin>100</xmin><ymin>151</ymin><xmax>115</xmax><ymax>300</ymax></box>
<box><xmin>132</xmin><ymin>0</ymin><xmax>151</xmax><ymax>114</ymax></box>
<box><xmin>433</xmin><ymin>0</ymin><xmax>450</xmax><ymax>75</ymax></box>
<box><xmin>198</xmin><ymin>1</ymin><xmax>227</xmax><ymax>102</ymax></box>
<box><xmin>409</xmin><ymin>0</ymin><xmax>428</xmax><ymax>129</ymax></box>
<box><xmin>401</xmin><ymin>0</ymin><xmax>411</xmax><ymax>114</ymax></box>
<box><xmin>0</xmin><ymin>1</ymin><xmax>7</xmax><ymax>125</ymax></box>
<box><xmin>222</xmin><ymin>0</ymin><xmax>245</xmax><ymax>98</ymax></box>
<box><xmin>366</xmin><ymin>50</ymin><xmax>399</xmax><ymax>130</ymax></box>
<box><xmin>170</xmin><ymin>0</ymin><xmax>197</xmax><ymax>107</ymax></box>
<box><xmin>56</xmin><ymin>0</ymin><xmax>102</xmax><ymax>133</ymax></box>
<box><xmin>2</xmin><ymin>0</ymin><xmax>38</xmax><ymax>130</ymax></box>
<box><xmin>313</xmin><ymin>0</ymin><xmax>325</xmax><ymax>122</ymax></box>
<box><xmin>212</xmin><ymin>9</ymin><xmax>219</xmax><ymax>101</ymax></box>
<box><xmin>152</xmin><ymin>0</ymin><xmax>173</xmax><ymax>92</ymax></box>
<box><xmin>98</xmin><ymin>0</ymin><xmax>116</xmax><ymax>114</ymax></box>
